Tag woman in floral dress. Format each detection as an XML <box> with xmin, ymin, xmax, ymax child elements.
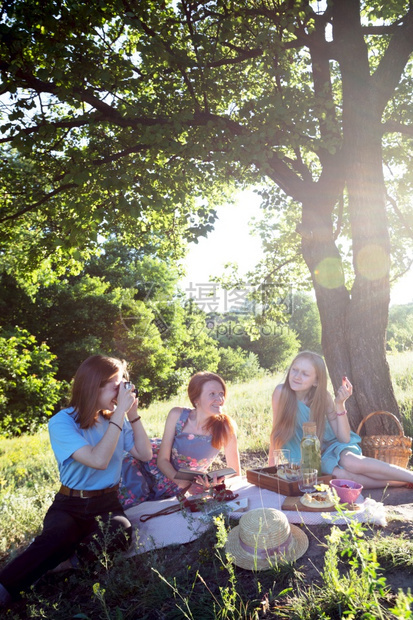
<box><xmin>118</xmin><ymin>371</ymin><xmax>241</xmax><ymax>508</ymax></box>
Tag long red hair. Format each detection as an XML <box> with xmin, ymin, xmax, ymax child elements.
<box><xmin>188</xmin><ymin>371</ymin><xmax>236</xmax><ymax>449</ymax></box>
<box><xmin>68</xmin><ymin>355</ymin><xmax>129</xmax><ymax>429</ymax></box>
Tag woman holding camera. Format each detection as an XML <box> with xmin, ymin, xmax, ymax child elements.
<box><xmin>118</xmin><ymin>371</ymin><xmax>241</xmax><ymax>507</ymax></box>
<box><xmin>0</xmin><ymin>355</ymin><xmax>152</xmax><ymax>607</ymax></box>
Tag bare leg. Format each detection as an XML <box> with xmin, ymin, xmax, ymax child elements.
<box><xmin>334</xmin><ymin>450</ymin><xmax>413</xmax><ymax>488</ymax></box>
<box><xmin>331</xmin><ymin>467</ymin><xmax>406</xmax><ymax>488</ymax></box>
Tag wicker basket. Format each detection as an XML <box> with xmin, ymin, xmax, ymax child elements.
<box><xmin>356</xmin><ymin>411</ymin><xmax>412</xmax><ymax>468</ymax></box>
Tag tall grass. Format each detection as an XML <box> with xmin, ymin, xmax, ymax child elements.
<box><xmin>222</xmin><ymin>373</ymin><xmax>279</xmax><ymax>455</ymax></box>
<box><xmin>0</xmin><ymin>429</ymin><xmax>59</xmax><ymax>557</ymax></box>
<box><xmin>388</xmin><ymin>351</ymin><xmax>413</xmax><ymax>438</ymax></box>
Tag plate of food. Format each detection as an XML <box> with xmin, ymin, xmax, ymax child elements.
<box><xmin>299</xmin><ymin>490</ymin><xmax>335</xmax><ymax>509</ymax></box>
<box><xmin>282</xmin><ymin>485</ymin><xmax>361</xmax><ymax>512</ymax></box>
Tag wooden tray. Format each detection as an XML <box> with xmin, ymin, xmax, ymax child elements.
<box><xmin>282</xmin><ymin>495</ymin><xmax>361</xmax><ymax>512</ymax></box>
<box><xmin>246</xmin><ymin>466</ymin><xmax>332</xmax><ymax>497</ymax></box>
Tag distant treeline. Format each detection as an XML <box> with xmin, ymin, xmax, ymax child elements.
<box><xmin>0</xmin><ymin>240</ymin><xmax>411</xmax><ymax>436</ymax></box>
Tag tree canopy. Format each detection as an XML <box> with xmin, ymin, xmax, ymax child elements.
<box><xmin>1</xmin><ymin>0</ymin><xmax>413</xmax><ymax>429</ymax></box>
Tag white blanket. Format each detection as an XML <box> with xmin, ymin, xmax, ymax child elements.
<box><xmin>124</xmin><ymin>477</ymin><xmax>386</xmax><ymax>556</ymax></box>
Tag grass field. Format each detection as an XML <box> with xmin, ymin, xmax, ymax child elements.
<box><xmin>1</xmin><ymin>353</ymin><xmax>413</xmax><ymax>618</ymax></box>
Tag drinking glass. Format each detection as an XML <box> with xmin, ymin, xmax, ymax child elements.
<box><xmin>298</xmin><ymin>467</ymin><xmax>318</xmax><ymax>493</ymax></box>
<box><xmin>273</xmin><ymin>449</ymin><xmax>290</xmax><ymax>473</ymax></box>
<box><xmin>285</xmin><ymin>458</ymin><xmax>301</xmax><ymax>481</ymax></box>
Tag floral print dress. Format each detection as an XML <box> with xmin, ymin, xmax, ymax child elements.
<box><xmin>118</xmin><ymin>408</ymin><xmax>220</xmax><ymax>508</ymax></box>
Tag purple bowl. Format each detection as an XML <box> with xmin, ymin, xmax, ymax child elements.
<box><xmin>330</xmin><ymin>479</ymin><xmax>363</xmax><ymax>504</ymax></box>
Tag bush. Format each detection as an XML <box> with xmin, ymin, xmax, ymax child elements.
<box><xmin>208</xmin><ymin>313</ymin><xmax>300</xmax><ymax>373</ymax></box>
<box><xmin>217</xmin><ymin>347</ymin><xmax>264</xmax><ymax>383</ymax></box>
<box><xmin>387</xmin><ymin>304</ymin><xmax>413</xmax><ymax>352</ymax></box>
<box><xmin>288</xmin><ymin>292</ymin><xmax>322</xmax><ymax>353</ymax></box>
<box><xmin>0</xmin><ymin>327</ymin><xmax>68</xmax><ymax>436</ymax></box>
<box><xmin>248</xmin><ymin>323</ymin><xmax>300</xmax><ymax>372</ymax></box>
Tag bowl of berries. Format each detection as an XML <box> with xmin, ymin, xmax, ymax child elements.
<box><xmin>330</xmin><ymin>479</ymin><xmax>363</xmax><ymax>504</ymax></box>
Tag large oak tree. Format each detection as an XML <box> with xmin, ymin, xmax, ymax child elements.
<box><xmin>1</xmin><ymin>0</ymin><xmax>413</xmax><ymax>431</ymax></box>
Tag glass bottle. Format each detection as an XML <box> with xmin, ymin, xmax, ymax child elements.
<box><xmin>300</xmin><ymin>422</ymin><xmax>321</xmax><ymax>475</ymax></box>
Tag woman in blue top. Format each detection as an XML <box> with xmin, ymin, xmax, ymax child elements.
<box><xmin>269</xmin><ymin>351</ymin><xmax>413</xmax><ymax>488</ymax></box>
<box><xmin>0</xmin><ymin>355</ymin><xmax>152</xmax><ymax>608</ymax></box>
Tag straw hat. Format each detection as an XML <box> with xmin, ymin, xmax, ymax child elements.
<box><xmin>225</xmin><ymin>507</ymin><xmax>309</xmax><ymax>570</ymax></box>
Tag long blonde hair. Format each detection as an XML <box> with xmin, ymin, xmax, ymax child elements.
<box><xmin>270</xmin><ymin>351</ymin><xmax>329</xmax><ymax>450</ymax></box>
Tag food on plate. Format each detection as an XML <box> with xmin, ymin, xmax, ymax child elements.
<box><xmin>299</xmin><ymin>490</ymin><xmax>335</xmax><ymax>508</ymax></box>
<box><xmin>264</xmin><ymin>470</ymin><xmax>290</xmax><ymax>480</ymax></box>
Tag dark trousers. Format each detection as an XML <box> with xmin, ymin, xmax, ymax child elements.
<box><xmin>0</xmin><ymin>491</ymin><xmax>132</xmax><ymax>599</ymax></box>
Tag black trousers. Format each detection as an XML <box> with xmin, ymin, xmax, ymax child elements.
<box><xmin>0</xmin><ymin>491</ymin><xmax>132</xmax><ymax>599</ymax></box>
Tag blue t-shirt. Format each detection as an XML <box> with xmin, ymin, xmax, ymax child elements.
<box><xmin>48</xmin><ymin>407</ymin><xmax>135</xmax><ymax>490</ymax></box>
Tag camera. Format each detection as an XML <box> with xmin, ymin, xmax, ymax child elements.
<box><xmin>124</xmin><ymin>381</ymin><xmax>139</xmax><ymax>397</ymax></box>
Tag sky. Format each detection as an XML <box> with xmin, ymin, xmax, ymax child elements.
<box><xmin>180</xmin><ymin>190</ymin><xmax>263</xmax><ymax>313</ymax></box>
<box><xmin>181</xmin><ymin>191</ymin><xmax>413</xmax><ymax>308</ymax></box>
<box><xmin>391</xmin><ymin>271</ymin><xmax>413</xmax><ymax>305</ymax></box>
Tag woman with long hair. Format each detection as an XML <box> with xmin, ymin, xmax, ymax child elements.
<box><xmin>0</xmin><ymin>355</ymin><xmax>152</xmax><ymax>608</ymax></box>
<box><xmin>119</xmin><ymin>371</ymin><xmax>241</xmax><ymax>507</ymax></box>
<box><xmin>269</xmin><ymin>351</ymin><xmax>413</xmax><ymax>488</ymax></box>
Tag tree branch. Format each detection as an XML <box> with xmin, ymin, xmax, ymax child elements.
<box><xmin>386</xmin><ymin>192</ymin><xmax>413</xmax><ymax>240</ymax></box>
<box><xmin>121</xmin><ymin>0</ymin><xmax>202</xmax><ymax>111</ymax></box>
<box><xmin>0</xmin><ymin>63</ymin><xmax>128</xmax><ymax>121</ymax></box>
<box><xmin>206</xmin><ymin>46</ymin><xmax>263</xmax><ymax>68</ymax></box>
<box><xmin>0</xmin><ymin>105</ymin><xmax>174</xmax><ymax>145</ymax></box>
<box><xmin>390</xmin><ymin>258</ymin><xmax>413</xmax><ymax>284</ymax></box>
<box><xmin>382</xmin><ymin>120</ymin><xmax>413</xmax><ymax>138</ymax></box>
<box><xmin>371</xmin><ymin>8</ymin><xmax>413</xmax><ymax>114</ymax></box>
<box><xmin>307</xmin><ymin>12</ymin><xmax>341</xmax><ymax>161</ymax></box>
<box><xmin>361</xmin><ymin>20</ymin><xmax>404</xmax><ymax>35</ymax></box>
<box><xmin>0</xmin><ymin>183</ymin><xmax>77</xmax><ymax>223</ymax></box>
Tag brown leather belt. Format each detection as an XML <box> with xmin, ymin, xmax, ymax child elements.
<box><xmin>59</xmin><ymin>485</ymin><xmax>116</xmax><ymax>499</ymax></box>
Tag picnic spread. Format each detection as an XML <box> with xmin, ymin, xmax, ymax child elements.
<box><xmin>124</xmin><ymin>473</ymin><xmax>387</xmax><ymax>557</ymax></box>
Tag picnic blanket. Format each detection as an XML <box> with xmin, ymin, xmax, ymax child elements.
<box><xmin>124</xmin><ymin>476</ymin><xmax>387</xmax><ymax>556</ymax></box>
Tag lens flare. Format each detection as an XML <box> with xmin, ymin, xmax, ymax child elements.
<box><xmin>314</xmin><ymin>257</ymin><xmax>344</xmax><ymax>289</ymax></box>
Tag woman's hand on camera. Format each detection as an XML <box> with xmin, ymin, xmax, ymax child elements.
<box><xmin>117</xmin><ymin>381</ymin><xmax>136</xmax><ymax>413</ymax></box>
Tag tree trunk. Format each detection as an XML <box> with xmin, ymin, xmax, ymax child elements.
<box><xmin>300</xmin><ymin>196</ymin><xmax>399</xmax><ymax>436</ymax></box>
<box><xmin>338</xmin><ymin>0</ymin><xmax>399</xmax><ymax>434</ymax></box>
<box><xmin>298</xmin><ymin>0</ymin><xmax>400</xmax><ymax>436</ymax></box>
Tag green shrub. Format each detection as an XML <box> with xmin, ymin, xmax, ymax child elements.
<box><xmin>248</xmin><ymin>324</ymin><xmax>300</xmax><ymax>372</ymax></box>
<box><xmin>0</xmin><ymin>327</ymin><xmax>68</xmax><ymax>436</ymax></box>
<box><xmin>387</xmin><ymin>304</ymin><xmax>413</xmax><ymax>352</ymax></box>
<box><xmin>217</xmin><ymin>347</ymin><xmax>264</xmax><ymax>383</ymax></box>
<box><xmin>287</xmin><ymin>292</ymin><xmax>322</xmax><ymax>353</ymax></box>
